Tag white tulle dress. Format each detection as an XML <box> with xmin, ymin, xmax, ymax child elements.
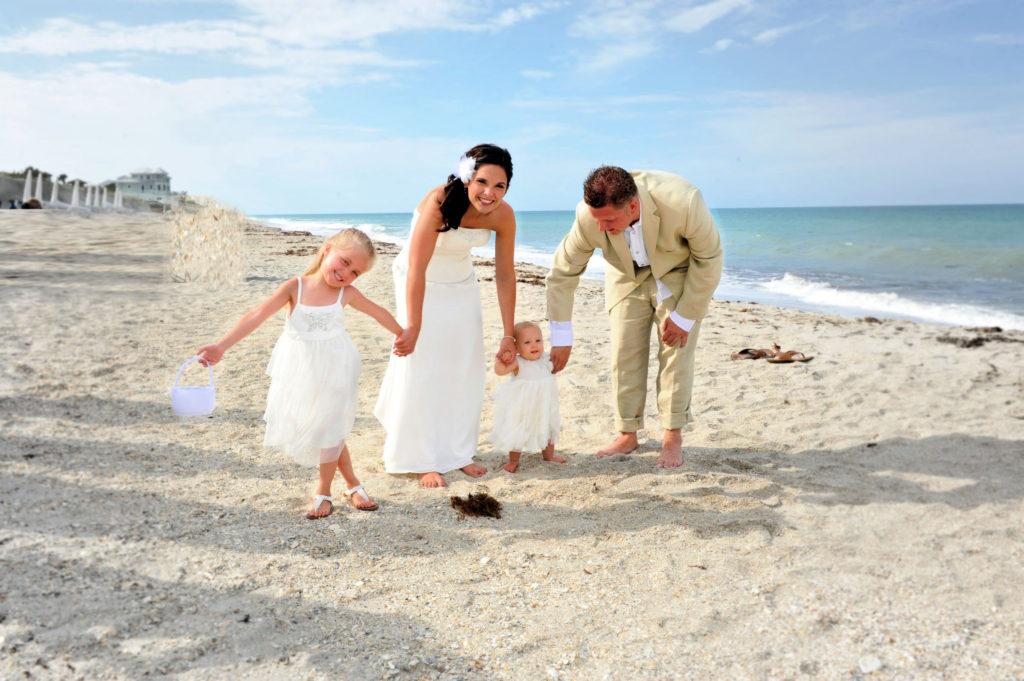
<box><xmin>489</xmin><ymin>353</ymin><xmax>560</xmax><ymax>453</ymax></box>
<box><xmin>263</xmin><ymin>277</ymin><xmax>360</xmax><ymax>467</ymax></box>
<box><xmin>374</xmin><ymin>211</ymin><xmax>490</xmax><ymax>474</ymax></box>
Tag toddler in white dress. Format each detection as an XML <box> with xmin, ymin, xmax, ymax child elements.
<box><xmin>490</xmin><ymin>322</ymin><xmax>565</xmax><ymax>473</ymax></box>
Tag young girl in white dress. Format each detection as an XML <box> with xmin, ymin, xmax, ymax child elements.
<box><xmin>490</xmin><ymin>321</ymin><xmax>565</xmax><ymax>473</ymax></box>
<box><xmin>197</xmin><ymin>229</ymin><xmax>402</xmax><ymax>519</ymax></box>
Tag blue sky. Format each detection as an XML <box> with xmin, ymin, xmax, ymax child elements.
<box><xmin>1</xmin><ymin>0</ymin><xmax>1021</xmax><ymax>213</ymax></box>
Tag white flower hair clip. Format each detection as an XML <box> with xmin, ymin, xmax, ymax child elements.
<box><xmin>456</xmin><ymin>154</ymin><xmax>476</xmax><ymax>184</ymax></box>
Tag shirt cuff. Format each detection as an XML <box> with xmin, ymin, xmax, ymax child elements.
<box><xmin>669</xmin><ymin>311</ymin><xmax>694</xmax><ymax>333</ymax></box>
<box><xmin>549</xmin><ymin>320</ymin><xmax>573</xmax><ymax>346</ymax></box>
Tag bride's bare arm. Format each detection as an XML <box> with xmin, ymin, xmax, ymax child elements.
<box><xmin>393</xmin><ymin>190</ymin><xmax>444</xmax><ymax>356</ymax></box>
<box><xmin>492</xmin><ymin>205</ymin><xmax>517</xmax><ymax>364</ymax></box>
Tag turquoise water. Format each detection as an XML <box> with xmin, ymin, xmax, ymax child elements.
<box><xmin>254</xmin><ymin>204</ymin><xmax>1024</xmax><ymax>330</ymax></box>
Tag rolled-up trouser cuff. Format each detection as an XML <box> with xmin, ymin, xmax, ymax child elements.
<box><xmin>615</xmin><ymin>417</ymin><xmax>643</xmax><ymax>433</ymax></box>
<box><xmin>661</xmin><ymin>408</ymin><xmax>693</xmax><ymax>431</ymax></box>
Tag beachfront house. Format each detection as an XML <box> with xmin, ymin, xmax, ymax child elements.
<box><xmin>115</xmin><ymin>168</ymin><xmax>172</xmax><ymax>200</ymax></box>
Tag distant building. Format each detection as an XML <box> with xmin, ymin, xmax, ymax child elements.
<box><xmin>115</xmin><ymin>168</ymin><xmax>173</xmax><ymax>200</ymax></box>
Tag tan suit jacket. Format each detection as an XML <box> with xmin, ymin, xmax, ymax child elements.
<box><xmin>546</xmin><ymin>170</ymin><xmax>723</xmax><ymax>322</ymax></box>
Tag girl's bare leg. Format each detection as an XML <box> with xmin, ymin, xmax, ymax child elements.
<box><xmin>308</xmin><ymin>445</ymin><xmax>340</xmax><ymax>518</ymax></box>
<box><xmin>336</xmin><ymin>444</ymin><xmax>377</xmax><ymax>510</ymax></box>
<box><xmin>542</xmin><ymin>442</ymin><xmax>566</xmax><ymax>463</ymax></box>
<box><xmin>503</xmin><ymin>451</ymin><xmax>521</xmax><ymax>473</ymax></box>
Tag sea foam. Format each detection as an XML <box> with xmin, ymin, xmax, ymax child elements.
<box><xmin>762</xmin><ymin>273</ymin><xmax>1024</xmax><ymax>330</ymax></box>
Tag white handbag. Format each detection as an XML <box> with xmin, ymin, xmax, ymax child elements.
<box><xmin>168</xmin><ymin>356</ymin><xmax>216</xmax><ymax>416</ymax></box>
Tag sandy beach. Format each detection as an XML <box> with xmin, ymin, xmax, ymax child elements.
<box><xmin>2</xmin><ymin>209</ymin><xmax>1023</xmax><ymax>680</ymax></box>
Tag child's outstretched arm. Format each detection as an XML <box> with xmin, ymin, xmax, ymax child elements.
<box><xmin>343</xmin><ymin>286</ymin><xmax>403</xmax><ymax>336</ymax></box>
<box><xmin>494</xmin><ymin>356</ymin><xmax>519</xmax><ymax>376</ymax></box>
<box><xmin>197</xmin><ymin>279</ymin><xmax>295</xmax><ymax>365</ymax></box>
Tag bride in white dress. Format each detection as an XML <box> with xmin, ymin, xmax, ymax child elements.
<box><xmin>375</xmin><ymin>144</ymin><xmax>518</xmax><ymax>487</ymax></box>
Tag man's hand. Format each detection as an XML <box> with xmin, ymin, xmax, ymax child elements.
<box><xmin>550</xmin><ymin>345</ymin><xmax>572</xmax><ymax>373</ymax></box>
<box><xmin>660</xmin><ymin>317</ymin><xmax>689</xmax><ymax>348</ymax></box>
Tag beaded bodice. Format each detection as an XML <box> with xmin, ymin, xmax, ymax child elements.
<box><xmin>286</xmin><ymin>277</ymin><xmax>347</xmax><ymax>341</ymax></box>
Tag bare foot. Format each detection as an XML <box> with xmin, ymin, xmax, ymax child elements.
<box><xmin>418</xmin><ymin>472</ymin><xmax>446</xmax><ymax>488</ymax></box>
<box><xmin>460</xmin><ymin>463</ymin><xmax>488</xmax><ymax>478</ymax></box>
<box><xmin>596</xmin><ymin>432</ymin><xmax>639</xmax><ymax>458</ymax></box>
<box><xmin>542</xmin><ymin>443</ymin><xmax>566</xmax><ymax>463</ymax></box>
<box><xmin>306</xmin><ymin>495</ymin><xmax>333</xmax><ymax>519</ymax></box>
<box><xmin>346</xmin><ymin>485</ymin><xmax>378</xmax><ymax>511</ymax></box>
<box><xmin>656</xmin><ymin>429</ymin><xmax>684</xmax><ymax>468</ymax></box>
<box><xmin>503</xmin><ymin>452</ymin><xmax>521</xmax><ymax>473</ymax></box>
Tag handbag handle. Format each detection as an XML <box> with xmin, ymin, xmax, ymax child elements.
<box><xmin>170</xmin><ymin>356</ymin><xmax>215</xmax><ymax>391</ymax></box>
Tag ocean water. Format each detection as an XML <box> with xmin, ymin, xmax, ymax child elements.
<box><xmin>254</xmin><ymin>204</ymin><xmax>1024</xmax><ymax>330</ymax></box>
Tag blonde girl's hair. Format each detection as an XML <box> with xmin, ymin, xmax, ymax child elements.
<box><xmin>513</xmin><ymin>321</ymin><xmax>541</xmax><ymax>341</ymax></box>
<box><xmin>303</xmin><ymin>228</ymin><xmax>377</xmax><ymax>276</ymax></box>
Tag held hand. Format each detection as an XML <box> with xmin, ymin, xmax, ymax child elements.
<box><xmin>495</xmin><ymin>355</ymin><xmax>517</xmax><ymax>374</ymax></box>
<box><xmin>550</xmin><ymin>345</ymin><xmax>572</xmax><ymax>373</ymax></box>
<box><xmin>197</xmin><ymin>344</ymin><xmax>224</xmax><ymax>366</ymax></box>
<box><xmin>496</xmin><ymin>336</ymin><xmax>516</xmax><ymax>365</ymax></box>
<box><xmin>660</xmin><ymin>317</ymin><xmax>689</xmax><ymax>348</ymax></box>
<box><xmin>392</xmin><ymin>326</ymin><xmax>420</xmax><ymax>356</ymax></box>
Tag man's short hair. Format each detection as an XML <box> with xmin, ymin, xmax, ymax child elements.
<box><xmin>583</xmin><ymin>166</ymin><xmax>638</xmax><ymax>209</ymax></box>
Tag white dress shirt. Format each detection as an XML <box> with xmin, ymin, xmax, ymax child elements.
<box><xmin>550</xmin><ymin>202</ymin><xmax>694</xmax><ymax>346</ymax></box>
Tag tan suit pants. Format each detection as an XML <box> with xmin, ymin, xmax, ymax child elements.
<box><xmin>609</xmin><ymin>268</ymin><xmax>700</xmax><ymax>432</ymax></box>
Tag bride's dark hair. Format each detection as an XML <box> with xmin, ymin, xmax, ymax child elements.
<box><xmin>438</xmin><ymin>143</ymin><xmax>513</xmax><ymax>232</ymax></box>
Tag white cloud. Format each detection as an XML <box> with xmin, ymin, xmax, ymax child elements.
<box><xmin>510</xmin><ymin>93</ymin><xmax>684</xmax><ymax>113</ymax></box>
<box><xmin>579</xmin><ymin>42</ymin><xmax>658</xmax><ymax>71</ymax></box>
<box><xmin>665</xmin><ymin>0</ymin><xmax>751</xmax><ymax>34</ymax></box>
<box><xmin>753</xmin><ymin>20</ymin><xmax>816</xmax><ymax>46</ymax></box>
<box><xmin>495</xmin><ymin>2</ymin><xmax>566</xmax><ymax>28</ymax></box>
<box><xmin>234</xmin><ymin>47</ymin><xmax>420</xmax><ymax>77</ymax></box>
<box><xmin>0</xmin><ymin>1</ymin><xmax>561</xmax><ymax>59</ymax></box>
<box><xmin>841</xmin><ymin>0</ymin><xmax>980</xmax><ymax>32</ymax></box>
<box><xmin>568</xmin><ymin>0</ymin><xmax>660</xmax><ymax>39</ymax></box>
<box><xmin>692</xmin><ymin>88</ymin><xmax>1024</xmax><ymax>206</ymax></box>
<box><xmin>237</xmin><ymin>0</ymin><xmax>558</xmax><ymax>42</ymax></box>
<box><xmin>568</xmin><ymin>0</ymin><xmax>752</xmax><ymax>71</ymax></box>
<box><xmin>0</xmin><ymin>17</ymin><xmax>266</xmax><ymax>55</ymax></box>
<box><xmin>707</xmin><ymin>38</ymin><xmax>734</xmax><ymax>52</ymax></box>
<box><xmin>973</xmin><ymin>33</ymin><xmax>1023</xmax><ymax>46</ymax></box>
<box><xmin>236</xmin><ymin>0</ymin><xmax>465</xmax><ymax>44</ymax></box>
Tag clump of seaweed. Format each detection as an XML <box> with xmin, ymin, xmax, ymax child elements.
<box><xmin>450</xmin><ymin>492</ymin><xmax>502</xmax><ymax>520</ymax></box>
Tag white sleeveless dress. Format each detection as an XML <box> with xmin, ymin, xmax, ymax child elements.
<box><xmin>374</xmin><ymin>212</ymin><xmax>490</xmax><ymax>474</ymax></box>
<box><xmin>489</xmin><ymin>353</ymin><xmax>560</xmax><ymax>453</ymax></box>
<box><xmin>263</xmin><ymin>277</ymin><xmax>361</xmax><ymax>467</ymax></box>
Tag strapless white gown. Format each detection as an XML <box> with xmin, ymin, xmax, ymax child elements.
<box><xmin>374</xmin><ymin>212</ymin><xmax>490</xmax><ymax>473</ymax></box>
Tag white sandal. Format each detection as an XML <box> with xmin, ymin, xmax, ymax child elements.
<box><xmin>306</xmin><ymin>494</ymin><xmax>333</xmax><ymax>519</ymax></box>
<box><xmin>345</xmin><ymin>485</ymin><xmax>378</xmax><ymax>511</ymax></box>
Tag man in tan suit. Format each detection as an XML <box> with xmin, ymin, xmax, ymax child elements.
<box><xmin>546</xmin><ymin>166</ymin><xmax>722</xmax><ymax>467</ymax></box>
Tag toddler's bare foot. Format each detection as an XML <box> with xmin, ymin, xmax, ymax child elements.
<box><xmin>503</xmin><ymin>452</ymin><xmax>521</xmax><ymax>473</ymax></box>
<box><xmin>656</xmin><ymin>429</ymin><xmax>684</xmax><ymax>468</ymax></box>
<box><xmin>418</xmin><ymin>472</ymin><xmax>446</xmax><ymax>488</ymax></box>
<box><xmin>460</xmin><ymin>463</ymin><xmax>487</xmax><ymax>478</ymax></box>
<box><xmin>596</xmin><ymin>432</ymin><xmax>638</xmax><ymax>458</ymax></box>
<box><xmin>542</xmin><ymin>443</ymin><xmax>566</xmax><ymax>463</ymax></box>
